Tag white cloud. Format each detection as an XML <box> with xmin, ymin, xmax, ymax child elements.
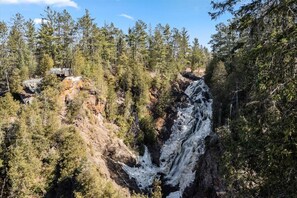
<box><xmin>119</xmin><ymin>13</ymin><xmax>134</xmax><ymax>21</ymax></box>
<box><xmin>0</xmin><ymin>0</ymin><xmax>78</xmax><ymax>8</ymax></box>
<box><xmin>33</xmin><ymin>18</ymin><xmax>49</xmax><ymax>24</ymax></box>
<box><xmin>33</xmin><ymin>18</ymin><xmax>42</xmax><ymax>24</ymax></box>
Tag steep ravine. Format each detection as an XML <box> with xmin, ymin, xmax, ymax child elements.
<box><xmin>56</xmin><ymin>75</ymin><xmax>223</xmax><ymax>197</ymax></box>
<box><xmin>122</xmin><ymin>78</ymin><xmax>222</xmax><ymax>197</ymax></box>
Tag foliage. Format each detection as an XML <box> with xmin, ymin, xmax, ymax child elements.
<box><xmin>105</xmin><ymin>83</ymin><xmax>118</xmax><ymax>121</ymax></box>
<box><xmin>74</xmin><ymin>164</ymin><xmax>121</xmax><ymax>198</ymax></box>
<box><xmin>139</xmin><ymin>115</ymin><xmax>156</xmax><ymax>145</ymax></box>
<box><xmin>39</xmin><ymin>54</ymin><xmax>54</xmax><ymax>76</ymax></box>
<box><xmin>9</xmin><ymin>68</ymin><xmax>23</xmax><ymax>93</ymax></box>
<box><xmin>154</xmin><ymin>81</ymin><xmax>172</xmax><ymax>118</ymax></box>
<box><xmin>152</xmin><ymin>179</ymin><xmax>162</xmax><ymax>198</ymax></box>
<box><xmin>0</xmin><ymin>8</ymin><xmax>212</xmax><ymax>197</ymax></box>
<box><xmin>66</xmin><ymin>95</ymin><xmax>84</xmax><ymax>123</ymax></box>
<box><xmin>0</xmin><ymin>93</ymin><xmax>20</xmax><ymax>169</ymax></box>
<box><xmin>209</xmin><ymin>0</ymin><xmax>297</xmax><ymax>196</ymax></box>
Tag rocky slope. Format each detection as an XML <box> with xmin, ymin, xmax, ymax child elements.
<box><xmin>56</xmin><ymin>77</ymin><xmax>139</xmax><ymax>196</ymax></box>
<box><xmin>50</xmin><ymin>73</ymin><xmax>223</xmax><ymax>198</ymax></box>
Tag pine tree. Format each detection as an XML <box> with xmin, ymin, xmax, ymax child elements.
<box><xmin>37</xmin><ymin>7</ymin><xmax>58</xmax><ymax>62</ymax></box>
<box><xmin>105</xmin><ymin>83</ymin><xmax>118</xmax><ymax>121</ymax></box>
<box><xmin>190</xmin><ymin>38</ymin><xmax>204</xmax><ymax>71</ymax></box>
<box><xmin>149</xmin><ymin>24</ymin><xmax>166</xmax><ymax>72</ymax></box>
<box><xmin>55</xmin><ymin>127</ymin><xmax>87</xmax><ymax>197</ymax></box>
<box><xmin>25</xmin><ymin>19</ymin><xmax>36</xmax><ymax>52</ymax></box>
<box><xmin>210</xmin><ymin>0</ymin><xmax>297</xmax><ymax>196</ymax></box>
<box><xmin>24</xmin><ymin>19</ymin><xmax>38</xmax><ymax>76</ymax></box>
<box><xmin>0</xmin><ymin>93</ymin><xmax>20</xmax><ymax>155</ymax></box>
<box><xmin>101</xmin><ymin>23</ymin><xmax>118</xmax><ymax>68</ymax></box>
<box><xmin>56</xmin><ymin>9</ymin><xmax>75</xmax><ymax>67</ymax></box>
<box><xmin>6</xmin><ymin>14</ymin><xmax>31</xmax><ymax>82</ymax></box>
<box><xmin>0</xmin><ymin>21</ymin><xmax>9</xmax><ymax>91</ymax></box>
<box><xmin>9</xmin><ymin>68</ymin><xmax>22</xmax><ymax>93</ymax></box>
<box><xmin>7</xmin><ymin>110</ymin><xmax>43</xmax><ymax>197</ymax></box>
<box><xmin>77</xmin><ymin>9</ymin><xmax>95</xmax><ymax>59</ymax></box>
<box><xmin>39</xmin><ymin>53</ymin><xmax>54</xmax><ymax>76</ymax></box>
<box><xmin>127</xmin><ymin>20</ymin><xmax>148</xmax><ymax>64</ymax></box>
<box><xmin>72</xmin><ymin>49</ymin><xmax>86</xmax><ymax>76</ymax></box>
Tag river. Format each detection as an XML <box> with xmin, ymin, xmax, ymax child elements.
<box><xmin>123</xmin><ymin>79</ymin><xmax>213</xmax><ymax>198</ymax></box>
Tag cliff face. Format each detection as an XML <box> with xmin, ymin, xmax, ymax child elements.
<box><xmin>184</xmin><ymin>132</ymin><xmax>224</xmax><ymax>198</ymax></box>
<box><xmin>56</xmin><ymin>77</ymin><xmax>139</xmax><ymax>196</ymax></box>
<box><xmin>55</xmin><ymin>74</ymin><xmax>223</xmax><ymax>197</ymax></box>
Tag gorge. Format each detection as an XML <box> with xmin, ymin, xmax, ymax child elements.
<box><xmin>122</xmin><ymin>79</ymin><xmax>213</xmax><ymax>197</ymax></box>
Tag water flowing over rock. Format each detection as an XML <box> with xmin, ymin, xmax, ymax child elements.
<box><xmin>122</xmin><ymin>79</ymin><xmax>213</xmax><ymax>197</ymax></box>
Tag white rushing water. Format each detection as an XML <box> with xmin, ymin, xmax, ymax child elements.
<box><xmin>122</xmin><ymin>79</ymin><xmax>212</xmax><ymax>197</ymax></box>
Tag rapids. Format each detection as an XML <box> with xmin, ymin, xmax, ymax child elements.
<box><xmin>123</xmin><ymin>79</ymin><xmax>212</xmax><ymax>197</ymax></box>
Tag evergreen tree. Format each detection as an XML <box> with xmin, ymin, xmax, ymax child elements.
<box><xmin>7</xmin><ymin>110</ymin><xmax>43</xmax><ymax>197</ymax></box>
<box><xmin>9</xmin><ymin>68</ymin><xmax>22</xmax><ymax>93</ymax></box>
<box><xmin>127</xmin><ymin>20</ymin><xmax>148</xmax><ymax>64</ymax></box>
<box><xmin>149</xmin><ymin>24</ymin><xmax>166</xmax><ymax>72</ymax></box>
<box><xmin>55</xmin><ymin>127</ymin><xmax>87</xmax><ymax>197</ymax></box>
<box><xmin>209</xmin><ymin>0</ymin><xmax>297</xmax><ymax>196</ymax></box>
<box><xmin>56</xmin><ymin>10</ymin><xmax>75</xmax><ymax>67</ymax></box>
<box><xmin>172</xmin><ymin>27</ymin><xmax>190</xmax><ymax>71</ymax></box>
<box><xmin>77</xmin><ymin>9</ymin><xmax>95</xmax><ymax>59</ymax></box>
<box><xmin>101</xmin><ymin>23</ymin><xmax>118</xmax><ymax>68</ymax></box>
<box><xmin>37</xmin><ymin>7</ymin><xmax>58</xmax><ymax>62</ymax></box>
<box><xmin>116</xmin><ymin>41</ymin><xmax>128</xmax><ymax>79</ymax></box>
<box><xmin>0</xmin><ymin>21</ymin><xmax>9</xmax><ymax>91</ymax></box>
<box><xmin>72</xmin><ymin>48</ymin><xmax>86</xmax><ymax>76</ymax></box>
<box><xmin>190</xmin><ymin>38</ymin><xmax>204</xmax><ymax>71</ymax></box>
<box><xmin>25</xmin><ymin>19</ymin><xmax>36</xmax><ymax>52</ymax></box>
<box><xmin>39</xmin><ymin>53</ymin><xmax>54</xmax><ymax>76</ymax></box>
<box><xmin>6</xmin><ymin>14</ymin><xmax>31</xmax><ymax>82</ymax></box>
<box><xmin>105</xmin><ymin>83</ymin><xmax>118</xmax><ymax>121</ymax></box>
<box><xmin>24</xmin><ymin>19</ymin><xmax>38</xmax><ymax>76</ymax></box>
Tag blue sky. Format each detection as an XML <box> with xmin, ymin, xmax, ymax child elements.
<box><xmin>0</xmin><ymin>0</ymin><xmax>231</xmax><ymax>49</ymax></box>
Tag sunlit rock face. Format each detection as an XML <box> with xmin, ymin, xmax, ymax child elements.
<box><xmin>123</xmin><ymin>79</ymin><xmax>213</xmax><ymax>198</ymax></box>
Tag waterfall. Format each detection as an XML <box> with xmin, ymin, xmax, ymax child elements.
<box><xmin>122</xmin><ymin>79</ymin><xmax>212</xmax><ymax>198</ymax></box>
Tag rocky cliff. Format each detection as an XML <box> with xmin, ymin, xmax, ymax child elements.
<box><xmin>38</xmin><ymin>73</ymin><xmax>223</xmax><ymax>198</ymax></box>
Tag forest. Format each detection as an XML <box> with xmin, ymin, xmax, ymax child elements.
<box><xmin>206</xmin><ymin>0</ymin><xmax>296</xmax><ymax>197</ymax></box>
<box><xmin>0</xmin><ymin>6</ymin><xmax>210</xmax><ymax>198</ymax></box>
<box><xmin>0</xmin><ymin>0</ymin><xmax>296</xmax><ymax>197</ymax></box>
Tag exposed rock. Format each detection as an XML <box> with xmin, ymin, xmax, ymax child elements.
<box><xmin>22</xmin><ymin>78</ymin><xmax>42</xmax><ymax>93</ymax></box>
<box><xmin>58</xmin><ymin>76</ymin><xmax>137</xmax><ymax>197</ymax></box>
<box><xmin>181</xmin><ymin>71</ymin><xmax>201</xmax><ymax>81</ymax></box>
<box><xmin>184</xmin><ymin>132</ymin><xmax>224</xmax><ymax>198</ymax></box>
<box><xmin>49</xmin><ymin>68</ymin><xmax>72</xmax><ymax>77</ymax></box>
<box><xmin>57</xmin><ymin>73</ymin><xmax>223</xmax><ymax>197</ymax></box>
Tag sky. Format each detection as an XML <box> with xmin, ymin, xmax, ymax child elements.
<box><xmin>0</xmin><ymin>0</ymin><xmax>231</xmax><ymax>49</ymax></box>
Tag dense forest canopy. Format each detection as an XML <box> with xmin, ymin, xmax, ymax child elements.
<box><xmin>0</xmin><ymin>7</ymin><xmax>210</xmax><ymax>197</ymax></box>
<box><xmin>207</xmin><ymin>0</ymin><xmax>296</xmax><ymax>196</ymax></box>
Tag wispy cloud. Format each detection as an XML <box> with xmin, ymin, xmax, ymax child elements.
<box><xmin>0</xmin><ymin>0</ymin><xmax>78</xmax><ymax>8</ymax></box>
<box><xmin>119</xmin><ymin>13</ymin><xmax>134</xmax><ymax>21</ymax></box>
